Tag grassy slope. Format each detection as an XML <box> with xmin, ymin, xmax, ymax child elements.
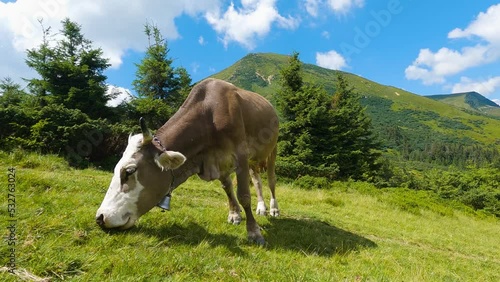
<box><xmin>1</xmin><ymin>152</ymin><xmax>499</xmax><ymax>281</ymax></box>
<box><xmin>211</xmin><ymin>53</ymin><xmax>500</xmax><ymax>148</ymax></box>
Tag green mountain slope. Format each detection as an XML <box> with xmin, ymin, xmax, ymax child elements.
<box><xmin>428</xmin><ymin>92</ymin><xmax>500</xmax><ymax>117</ymax></box>
<box><xmin>211</xmin><ymin>53</ymin><xmax>500</xmax><ymax>159</ymax></box>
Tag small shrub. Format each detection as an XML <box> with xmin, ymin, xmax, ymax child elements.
<box><xmin>324</xmin><ymin>197</ymin><xmax>344</xmax><ymax>207</ymax></box>
<box><xmin>382</xmin><ymin>188</ymin><xmax>455</xmax><ymax>217</ymax></box>
<box><xmin>275</xmin><ymin>159</ymin><xmax>339</xmax><ymax>180</ymax></box>
<box><xmin>294</xmin><ymin>175</ymin><xmax>331</xmax><ymax>190</ymax></box>
<box><xmin>460</xmin><ymin>188</ymin><xmax>499</xmax><ymax>215</ymax></box>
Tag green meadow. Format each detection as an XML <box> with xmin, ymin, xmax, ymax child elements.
<box><xmin>1</xmin><ymin>151</ymin><xmax>499</xmax><ymax>281</ymax></box>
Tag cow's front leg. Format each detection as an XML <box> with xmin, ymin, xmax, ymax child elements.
<box><xmin>236</xmin><ymin>158</ymin><xmax>265</xmax><ymax>245</ymax></box>
<box><xmin>220</xmin><ymin>176</ymin><xmax>241</xmax><ymax>225</ymax></box>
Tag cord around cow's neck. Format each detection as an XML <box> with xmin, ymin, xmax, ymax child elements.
<box><xmin>153</xmin><ymin>135</ymin><xmax>167</xmax><ymax>152</ymax></box>
<box><xmin>153</xmin><ymin>135</ymin><xmax>175</xmax><ymax>195</ymax></box>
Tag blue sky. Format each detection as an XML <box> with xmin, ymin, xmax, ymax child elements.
<box><xmin>1</xmin><ymin>0</ymin><xmax>500</xmax><ymax>105</ymax></box>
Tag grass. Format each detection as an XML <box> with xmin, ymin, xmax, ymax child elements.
<box><xmin>1</xmin><ymin>151</ymin><xmax>499</xmax><ymax>281</ymax></box>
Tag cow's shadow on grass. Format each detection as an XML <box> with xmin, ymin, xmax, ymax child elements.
<box><xmin>126</xmin><ymin>216</ymin><xmax>376</xmax><ymax>257</ymax></box>
<box><xmin>263</xmin><ymin>217</ymin><xmax>377</xmax><ymax>256</ymax></box>
<box><xmin>130</xmin><ymin>222</ymin><xmax>247</xmax><ymax>256</ymax></box>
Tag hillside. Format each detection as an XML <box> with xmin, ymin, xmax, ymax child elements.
<box><xmin>1</xmin><ymin>151</ymin><xmax>499</xmax><ymax>281</ymax></box>
<box><xmin>428</xmin><ymin>91</ymin><xmax>500</xmax><ymax>117</ymax></box>
<box><xmin>211</xmin><ymin>53</ymin><xmax>500</xmax><ymax>162</ymax></box>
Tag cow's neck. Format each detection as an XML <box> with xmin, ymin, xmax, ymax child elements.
<box><xmin>154</xmin><ymin>100</ymin><xmax>227</xmax><ymax>187</ymax></box>
<box><xmin>170</xmin><ymin>154</ymin><xmax>204</xmax><ymax>188</ymax></box>
<box><xmin>154</xmin><ymin>105</ymin><xmax>211</xmax><ymax>158</ymax></box>
<box><xmin>154</xmin><ymin>116</ymin><xmax>212</xmax><ymax>188</ymax></box>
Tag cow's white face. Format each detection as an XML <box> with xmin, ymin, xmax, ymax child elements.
<box><xmin>96</xmin><ymin>132</ymin><xmax>186</xmax><ymax>230</ymax></box>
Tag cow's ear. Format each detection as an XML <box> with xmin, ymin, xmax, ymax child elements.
<box><xmin>155</xmin><ymin>151</ymin><xmax>186</xmax><ymax>170</ymax></box>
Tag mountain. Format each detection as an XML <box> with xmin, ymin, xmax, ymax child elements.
<box><xmin>427</xmin><ymin>92</ymin><xmax>500</xmax><ymax>117</ymax></box>
<box><xmin>106</xmin><ymin>85</ymin><xmax>134</xmax><ymax>107</ymax></box>
<box><xmin>211</xmin><ymin>53</ymin><xmax>500</xmax><ymax>161</ymax></box>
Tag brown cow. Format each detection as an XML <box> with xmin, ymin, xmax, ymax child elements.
<box><xmin>96</xmin><ymin>78</ymin><xmax>279</xmax><ymax>244</ymax></box>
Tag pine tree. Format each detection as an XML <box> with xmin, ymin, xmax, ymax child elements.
<box><xmin>25</xmin><ymin>18</ymin><xmax>110</xmax><ymax>118</ymax></box>
<box><xmin>276</xmin><ymin>53</ymin><xmax>381</xmax><ymax>181</ymax></box>
<box><xmin>276</xmin><ymin>52</ymin><xmax>339</xmax><ymax>178</ymax></box>
<box><xmin>0</xmin><ymin>77</ymin><xmax>29</xmax><ymax>108</ymax></box>
<box><xmin>174</xmin><ymin>66</ymin><xmax>192</xmax><ymax>108</ymax></box>
<box><xmin>131</xmin><ymin>23</ymin><xmax>192</xmax><ymax>127</ymax></box>
<box><xmin>24</xmin><ymin>20</ymin><xmax>52</xmax><ymax>107</ymax></box>
<box><xmin>133</xmin><ymin>23</ymin><xmax>191</xmax><ymax>108</ymax></box>
<box><xmin>330</xmin><ymin>73</ymin><xmax>381</xmax><ymax>179</ymax></box>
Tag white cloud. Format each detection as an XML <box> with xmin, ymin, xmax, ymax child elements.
<box><xmin>448</xmin><ymin>4</ymin><xmax>500</xmax><ymax>44</ymax></box>
<box><xmin>198</xmin><ymin>36</ymin><xmax>206</xmax><ymax>45</ymax></box>
<box><xmin>451</xmin><ymin>76</ymin><xmax>500</xmax><ymax>96</ymax></box>
<box><xmin>316</xmin><ymin>50</ymin><xmax>347</xmax><ymax>70</ymax></box>
<box><xmin>406</xmin><ymin>4</ymin><xmax>500</xmax><ymax>85</ymax></box>
<box><xmin>305</xmin><ymin>0</ymin><xmax>320</xmax><ymax>17</ymax></box>
<box><xmin>205</xmin><ymin>0</ymin><xmax>299</xmax><ymax>49</ymax></box>
<box><xmin>321</xmin><ymin>30</ymin><xmax>330</xmax><ymax>39</ymax></box>
<box><xmin>327</xmin><ymin>0</ymin><xmax>364</xmax><ymax>14</ymax></box>
<box><xmin>106</xmin><ymin>85</ymin><xmax>134</xmax><ymax>107</ymax></box>
<box><xmin>405</xmin><ymin>45</ymin><xmax>494</xmax><ymax>85</ymax></box>
<box><xmin>305</xmin><ymin>0</ymin><xmax>363</xmax><ymax>17</ymax></box>
<box><xmin>0</xmin><ymin>0</ymin><xmax>219</xmax><ymax>84</ymax></box>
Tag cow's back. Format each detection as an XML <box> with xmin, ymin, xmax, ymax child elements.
<box><xmin>199</xmin><ymin>79</ymin><xmax>278</xmax><ymax>160</ymax></box>
<box><xmin>157</xmin><ymin>78</ymin><xmax>278</xmax><ymax>167</ymax></box>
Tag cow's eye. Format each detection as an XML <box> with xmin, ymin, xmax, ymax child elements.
<box><xmin>125</xmin><ymin>167</ymin><xmax>136</xmax><ymax>175</ymax></box>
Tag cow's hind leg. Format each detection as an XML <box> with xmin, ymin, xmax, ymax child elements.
<box><xmin>267</xmin><ymin>146</ymin><xmax>279</xmax><ymax>217</ymax></box>
<box><xmin>250</xmin><ymin>167</ymin><xmax>267</xmax><ymax>216</ymax></box>
<box><xmin>236</xmin><ymin>157</ymin><xmax>265</xmax><ymax>245</ymax></box>
<box><xmin>220</xmin><ymin>176</ymin><xmax>241</xmax><ymax>225</ymax></box>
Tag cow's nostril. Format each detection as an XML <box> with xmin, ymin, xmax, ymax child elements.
<box><xmin>96</xmin><ymin>214</ymin><xmax>105</xmax><ymax>226</ymax></box>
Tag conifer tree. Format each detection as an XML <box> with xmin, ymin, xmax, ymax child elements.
<box><xmin>276</xmin><ymin>52</ymin><xmax>381</xmax><ymax>180</ymax></box>
<box><xmin>132</xmin><ymin>23</ymin><xmax>192</xmax><ymax>127</ymax></box>
<box><xmin>0</xmin><ymin>77</ymin><xmax>29</xmax><ymax>108</ymax></box>
<box><xmin>330</xmin><ymin>73</ymin><xmax>381</xmax><ymax>179</ymax></box>
<box><xmin>132</xmin><ymin>23</ymin><xmax>191</xmax><ymax>106</ymax></box>
<box><xmin>276</xmin><ymin>52</ymin><xmax>339</xmax><ymax>178</ymax></box>
<box><xmin>25</xmin><ymin>18</ymin><xmax>110</xmax><ymax>118</ymax></box>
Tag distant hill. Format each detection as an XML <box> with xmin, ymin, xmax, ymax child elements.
<box><xmin>427</xmin><ymin>92</ymin><xmax>500</xmax><ymax>117</ymax></box>
<box><xmin>210</xmin><ymin>53</ymin><xmax>500</xmax><ymax>163</ymax></box>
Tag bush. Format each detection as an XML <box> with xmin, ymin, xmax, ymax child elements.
<box><xmin>275</xmin><ymin>158</ymin><xmax>339</xmax><ymax>180</ymax></box>
<box><xmin>294</xmin><ymin>175</ymin><xmax>331</xmax><ymax>190</ymax></box>
<box><xmin>127</xmin><ymin>97</ymin><xmax>174</xmax><ymax>129</ymax></box>
<box><xmin>0</xmin><ymin>105</ymin><xmax>37</xmax><ymax>149</ymax></box>
<box><xmin>403</xmin><ymin>167</ymin><xmax>500</xmax><ymax>217</ymax></box>
<box><xmin>0</xmin><ymin>103</ymin><xmax>134</xmax><ymax>169</ymax></box>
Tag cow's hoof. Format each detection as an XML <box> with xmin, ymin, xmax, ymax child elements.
<box><xmin>228</xmin><ymin>211</ymin><xmax>242</xmax><ymax>225</ymax></box>
<box><xmin>248</xmin><ymin>234</ymin><xmax>266</xmax><ymax>246</ymax></box>
<box><xmin>269</xmin><ymin>208</ymin><xmax>280</xmax><ymax>217</ymax></box>
<box><xmin>255</xmin><ymin>201</ymin><xmax>267</xmax><ymax>216</ymax></box>
<box><xmin>269</xmin><ymin>199</ymin><xmax>279</xmax><ymax>217</ymax></box>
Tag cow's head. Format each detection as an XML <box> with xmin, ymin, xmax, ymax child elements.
<box><xmin>95</xmin><ymin>118</ymin><xmax>186</xmax><ymax>229</ymax></box>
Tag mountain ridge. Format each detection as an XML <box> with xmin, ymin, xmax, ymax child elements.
<box><xmin>427</xmin><ymin>91</ymin><xmax>500</xmax><ymax>117</ymax></box>
<box><xmin>210</xmin><ymin>53</ymin><xmax>500</xmax><ymax>155</ymax></box>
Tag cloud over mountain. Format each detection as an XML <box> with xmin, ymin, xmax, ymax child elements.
<box><xmin>205</xmin><ymin>0</ymin><xmax>299</xmax><ymax>49</ymax></box>
<box><xmin>405</xmin><ymin>3</ymin><xmax>500</xmax><ymax>93</ymax></box>
<box><xmin>316</xmin><ymin>50</ymin><xmax>347</xmax><ymax>70</ymax></box>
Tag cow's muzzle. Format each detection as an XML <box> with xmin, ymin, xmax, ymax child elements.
<box><xmin>96</xmin><ymin>214</ymin><xmax>105</xmax><ymax>227</ymax></box>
